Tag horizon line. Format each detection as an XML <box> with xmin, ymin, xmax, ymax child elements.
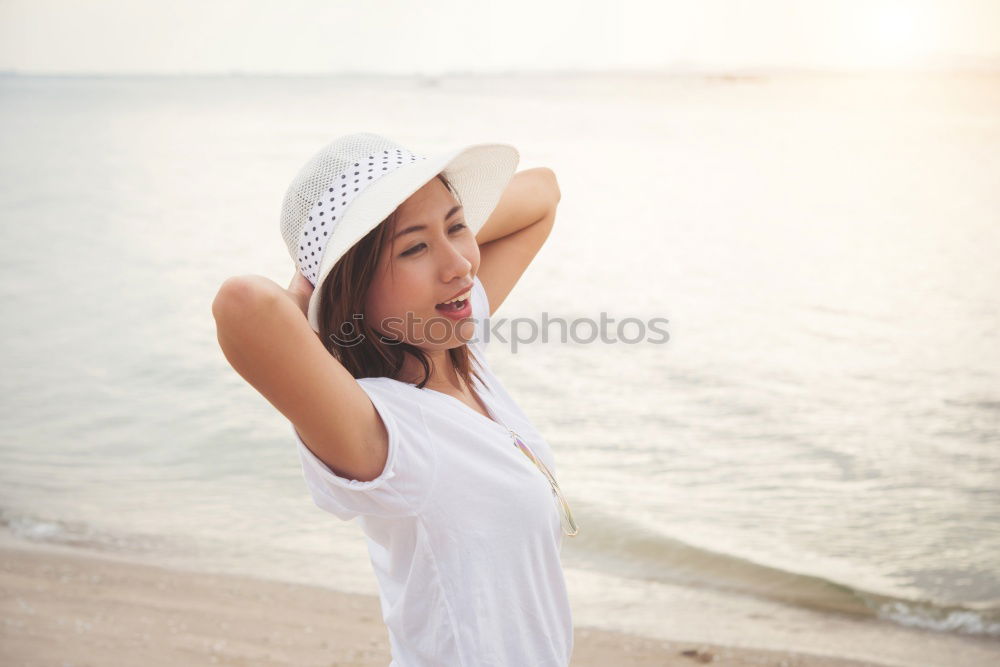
<box><xmin>2</xmin><ymin>63</ymin><xmax>999</xmax><ymax>78</ymax></box>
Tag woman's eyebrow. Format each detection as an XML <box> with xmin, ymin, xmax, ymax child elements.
<box><xmin>392</xmin><ymin>205</ymin><xmax>464</xmax><ymax>241</ymax></box>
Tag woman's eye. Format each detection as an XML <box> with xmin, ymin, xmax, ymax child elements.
<box><xmin>400</xmin><ymin>222</ymin><xmax>467</xmax><ymax>256</ymax></box>
<box><xmin>401</xmin><ymin>243</ymin><xmax>425</xmax><ymax>257</ymax></box>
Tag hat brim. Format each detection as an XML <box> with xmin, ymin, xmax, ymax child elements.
<box><xmin>306</xmin><ymin>142</ymin><xmax>520</xmax><ymax>333</ymax></box>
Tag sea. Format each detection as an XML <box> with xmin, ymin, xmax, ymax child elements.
<box><xmin>1</xmin><ymin>70</ymin><xmax>998</xmax><ymax>666</ymax></box>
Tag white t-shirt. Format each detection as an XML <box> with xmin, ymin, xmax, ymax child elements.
<box><xmin>293</xmin><ymin>275</ymin><xmax>574</xmax><ymax>667</ymax></box>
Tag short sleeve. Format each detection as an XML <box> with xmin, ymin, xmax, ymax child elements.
<box><xmin>293</xmin><ymin>378</ymin><xmax>437</xmax><ymax>521</ymax></box>
<box><xmin>469</xmin><ymin>274</ymin><xmax>491</xmax><ymax>359</ymax></box>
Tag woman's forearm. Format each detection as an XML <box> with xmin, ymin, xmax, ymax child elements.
<box><xmin>475</xmin><ymin>167</ymin><xmax>561</xmax><ymax>246</ymax></box>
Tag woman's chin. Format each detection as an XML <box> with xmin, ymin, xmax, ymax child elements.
<box><xmin>413</xmin><ymin>320</ymin><xmax>477</xmax><ymax>351</ymax></box>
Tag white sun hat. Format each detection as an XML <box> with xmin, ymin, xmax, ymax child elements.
<box><xmin>279</xmin><ymin>132</ymin><xmax>520</xmax><ymax>333</ymax></box>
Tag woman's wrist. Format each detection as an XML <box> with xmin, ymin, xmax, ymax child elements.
<box><xmin>475</xmin><ymin>167</ymin><xmax>560</xmax><ymax>245</ymax></box>
<box><xmin>285</xmin><ymin>287</ymin><xmax>310</xmax><ymax>318</ymax></box>
<box><xmin>285</xmin><ymin>270</ymin><xmax>314</xmax><ymax>319</ymax></box>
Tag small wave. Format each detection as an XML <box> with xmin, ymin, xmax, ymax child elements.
<box><xmin>943</xmin><ymin>398</ymin><xmax>1000</xmax><ymax>412</ymax></box>
<box><xmin>874</xmin><ymin>599</ymin><xmax>1000</xmax><ymax>636</ymax></box>
<box><xmin>0</xmin><ymin>507</ymin><xmax>185</xmax><ymax>558</ymax></box>
<box><xmin>567</xmin><ymin>505</ymin><xmax>1000</xmax><ymax>638</ymax></box>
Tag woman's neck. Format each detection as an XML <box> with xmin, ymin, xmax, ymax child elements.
<box><xmin>397</xmin><ymin>349</ymin><xmax>463</xmax><ymax>392</ymax></box>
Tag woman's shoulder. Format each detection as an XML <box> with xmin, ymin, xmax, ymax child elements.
<box><xmin>356</xmin><ymin>375</ymin><xmax>408</xmax><ymax>399</ymax></box>
<box><xmin>356</xmin><ymin>375</ymin><xmax>426</xmax><ymax>408</ymax></box>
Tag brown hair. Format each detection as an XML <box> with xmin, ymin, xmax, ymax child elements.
<box><xmin>317</xmin><ymin>173</ymin><xmax>485</xmax><ymax>398</ymax></box>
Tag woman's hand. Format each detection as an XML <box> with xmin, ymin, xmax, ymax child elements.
<box><xmin>286</xmin><ymin>270</ymin><xmax>314</xmax><ymax>319</ymax></box>
<box><xmin>475</xmin><ymin>167</ymin><xmax>560</xmax><ymax>245</ymax></box>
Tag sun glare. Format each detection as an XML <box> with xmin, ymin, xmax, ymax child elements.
<box><xmin>848</xmin><ymin>2</ymin><xmax>936</xmax><ymax>68</ymax></box>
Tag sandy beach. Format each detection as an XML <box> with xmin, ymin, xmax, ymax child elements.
<box><xmin>0</xmin><ymin>539</ymin><xmax>916</xmax><ymax>667</ymax></box>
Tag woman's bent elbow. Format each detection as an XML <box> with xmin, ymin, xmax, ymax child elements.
<box><xmin>212</xmin><ymin>275</ymin><xmax>278</xmax><ymax>338</ymax></box>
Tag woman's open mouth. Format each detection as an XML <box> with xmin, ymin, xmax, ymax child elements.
<box><xmin>434</xmin><ymin>296</ymin><xmax>472</xmax><ymax>320</ymax></box>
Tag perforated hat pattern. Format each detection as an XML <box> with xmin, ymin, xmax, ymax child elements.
<box><xmin>279</xmin><ymin>134</ymin><xmax>425</xmax><ymax>286</ymax></box>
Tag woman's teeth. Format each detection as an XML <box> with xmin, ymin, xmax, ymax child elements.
<box><xmin>441</xmin><ymin>289</ymin><xmax>471</xmax><ymax>304</ymax></box>
<box><xmin>437</xmin><ymin>289</ymin><xmax>471</xmax><ymax>309</ymax></box>
<box><xmin>437</xmin><ymin>299</ymin><xmax>466</xmax><ymax>311</ymax></box>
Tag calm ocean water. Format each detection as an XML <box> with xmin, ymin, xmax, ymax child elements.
<box><xmin>1</xmin><ymin>72</ymin><xmax>998</xmax><ymax>662</ymax></box>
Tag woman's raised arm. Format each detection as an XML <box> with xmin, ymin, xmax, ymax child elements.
<box><xmin>211</xmin><ymin>274</ymin><xmax>390</xmax><ymax>482</ymax></box>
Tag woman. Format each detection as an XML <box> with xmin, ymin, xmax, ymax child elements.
<box><xmin>212</xmin><ymin>132</ymin><xmax>577</xmax><ymax>666</ymax></box>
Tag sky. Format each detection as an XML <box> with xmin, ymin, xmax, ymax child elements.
<box><xmin>1</xmin><ymin>0</ymin><xmax>998</xmax><ymax>75</ymax></box>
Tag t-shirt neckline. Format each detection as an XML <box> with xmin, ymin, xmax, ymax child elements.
<box><xmin>391</xmin><ymin>376</ymin><xmax>510</xmax><ymax>434</ymax></box>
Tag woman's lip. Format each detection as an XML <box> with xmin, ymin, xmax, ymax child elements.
<box><xmin>438</xmin><ymin>284</ymin><xmax>473</xmax><ymax>304</ymax></box>
<box><xmin>434</xmin><ymin>298</ymin><xmax>472</xmax><ymax>320</ymax></box>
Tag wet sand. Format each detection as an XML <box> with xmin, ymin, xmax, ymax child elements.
<box><xmin>0</xmin><ymin>540</ymin><xmax>974</xmax><ymax>666</ymax></box>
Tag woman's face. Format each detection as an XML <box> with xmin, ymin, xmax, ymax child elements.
<box><xmin>365</xmin><ymin>177</ymin><xmax>480</xmax><ymax>351</ymax></box>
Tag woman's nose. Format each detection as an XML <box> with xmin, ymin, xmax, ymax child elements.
<box><xmin>439</xmin><ymin>240</ymin><xmax>472</xmax><ymax>280</ymax></box>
